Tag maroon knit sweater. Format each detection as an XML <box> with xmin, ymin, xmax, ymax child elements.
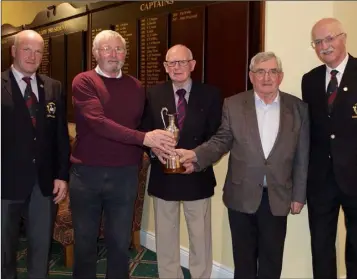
<box><xmin>71</xmin><ymin>70</ymin><xmax>146</xmax><ymax>167</ymax></box>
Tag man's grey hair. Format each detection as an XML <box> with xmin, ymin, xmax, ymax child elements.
<box><xmin>92</xmin><ymin>30</ymin><xmax>126</xmax><ymax>52</ymax></box>
<box><xmin>249</xmin><ymin>51</ymin><xmax>283</xmax><ymax>72</ymax></box>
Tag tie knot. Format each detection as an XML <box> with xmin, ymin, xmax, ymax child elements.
<box><xmin>22</xmin><ymin>77</ymin><xmax>32</xmax><ymax>85</ymax></box>
<box><xmin>330</xmin><ymin>70</ymin><xmax>338</xmax><ymax>77</ymax></box>
<box><xmin>176</xmin><ymin>88</ymin><xmax>186</xmax><ymax>98</ymax></box>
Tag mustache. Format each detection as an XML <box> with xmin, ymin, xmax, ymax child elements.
<box><xmin>320</xmin><ymin>46</ymin><xmax>334</xmax><ymax>55</ymax></box>
<box><xmin>108</xmin><ymin>60</ymin><xmax>124</xmax><ymax>71</ymax></box>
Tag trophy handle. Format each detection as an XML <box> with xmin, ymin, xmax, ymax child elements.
<box><xmin>160</xmin><ymin>107</ymin><xmax>168</xmax><ymax>129</ymax></box>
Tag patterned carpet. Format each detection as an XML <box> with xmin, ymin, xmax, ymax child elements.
<box><xmin>16</xmin><ymin>239</ymin><xmax>191</xmax><ymax>278</ymax></box>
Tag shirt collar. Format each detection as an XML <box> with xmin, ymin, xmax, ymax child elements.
<box><xmin>11</xmin><ymin>65</ymin><xmax>37</xmax><ymax>83</ymax></box>
<box><xmin>95</xmin><ymin>65</ymin><xmax>122</xmax><ymax>79</ymax></box>
<box><xmin>172</xmin><ymin>78</ymin><xmax>192</xmax><ymax>95</ymax></box>
<box><xmin>326</xmin><ymin>53</ymin><xmax>349</xmax><ymax>76</ymax></box>
<box><xmin>254</xmin><ymin>91</ymin><xmax>280</xmax><ymax>105</ymax></box>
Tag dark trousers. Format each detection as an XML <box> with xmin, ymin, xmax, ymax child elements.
<box><xmin>228</xmin><ymin>189</ymin><xmax>287</xmax><ymax>279</ymax></box>
<box><xmin>308</xmin><ymin>169</ymin><xmax>357</xmax><ymax>279</ymax></box>
<box><xmin>69</xmin><ymin>164</ymin><xmax>139</xmax><ymax>279</ymax></box>
<box><xmin>1</xmin><ymin>184</ymin><xmax>55</xmax><ymax>279</ymax></box>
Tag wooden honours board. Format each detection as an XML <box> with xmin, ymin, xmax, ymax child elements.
<box><xmin>2</xmin><ymin>1</ymin><xmax>264</xmax><ymax>121</ymax></box>
<box><xmin>89</xmin><ymin>1</ymin><xmax>262</xmax><ymax>97</ymax></box>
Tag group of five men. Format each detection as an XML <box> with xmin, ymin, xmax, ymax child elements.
<box><xmin>1</xmin><ymin>16</ymin><xmax>356</xmax><ymax>279</ymax></box>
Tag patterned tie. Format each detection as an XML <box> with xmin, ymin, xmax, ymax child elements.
<box><xmin>22</xmin><ymin>77</ymin><xmax>38</xmax><ymax>127</ymax></box>
<box><xmin>327</xmin><ymin>69</ymin><xmax>339</xmax><ymax>110</ymax></box>
<box><xmin>176</xmin><ymin>88</ymin><xmax>187</xmax><ymax>130</ymax></box>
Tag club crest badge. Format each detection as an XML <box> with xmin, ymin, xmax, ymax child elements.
<box><xmin>46</xmin><ymin>102</ymin><xmax>56</xmax><ymax>118</ymax></box>
<box><xmin>353</xmin><ymin>103</ymin><xmax>357</xmax><ymax>119</ymax></box>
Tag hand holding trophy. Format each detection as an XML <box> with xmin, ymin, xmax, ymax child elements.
<box><xmin>160</xmin><ymin>107</ymin><xmax>186</xmax><ymax>174</ymax></box>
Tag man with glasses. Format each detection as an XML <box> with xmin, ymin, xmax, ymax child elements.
<box><xmin>70</xmin><ymin>30</ymin><xmax>175</xmax><ymax>279</ymax></box>
<box><xmin>302</xmin><ymin>18</ymin><xmax>357</xmax><ymax>279</ymax></box>
<box><xmin>1</xmin><ymin>30</ymin><xmax>70</xmax><ymax>279</ymax></box>
<box><xmin>177</xmin><ymin>51</ymin><xmax>310</xmax><ymax>279</ymax></box>
<box><xmin>141</xmin><ymin>44</ymin><xmax>222</xmax><ymax>278</ymax></box>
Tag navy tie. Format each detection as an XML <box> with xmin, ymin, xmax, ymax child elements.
<box><xmin>327</xmin><ymin>69</ymin><xmax>338</xmax><ymax>111</ymax></box>
<box><xmin>176</xmin><ymin>89</ymin><xmax>187</xmax><ymax>130</ymax></box>
<box><xmin>22</xmin><ymin>77</ymin><xmax>38</xmax><ymax>127</ymax></box>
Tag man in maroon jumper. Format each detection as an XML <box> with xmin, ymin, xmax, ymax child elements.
<box><xmin>70</xmin><ymin>30</ymin><xmax>175</xmax><ymax>279</ymax></box>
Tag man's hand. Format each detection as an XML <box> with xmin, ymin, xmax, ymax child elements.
<box><xmin>290</xmin><ymin>201</ymin><xmax>304</xmax><ymax>215</ymax></box>
<box><xmin>144</xmin><ymin>130</ymin><xmax>176</xmax><ymax>154</ymax></box>
<box><xmin>176</xmin><ymin>149</ymin><xmax>198</xmax><ymax>164</ymax></box>
<box><xmin>152</xmin><ymin>147</ymin><xmax>171</xmax><ymax>164</ymax></box>
<box><xmin>53</xmin><ymin>179</ymin><xmax>68</xmax><ymax>204</ymax></box>
<box><xmin>182</xmin><ymin>161</ymin><xmax>195</xmax><ymax>174</ymax></box>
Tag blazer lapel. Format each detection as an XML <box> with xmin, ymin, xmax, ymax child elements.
<box><xmin>36</xmin><ymin>75</ymin><xmax>46</xmax><ymax>135</ymax></box>
<box><xmin>244</xmin><ymin>91</ymin><xmax>265</xmax><ymax>159</ymax></box>
<box><xmin>181</xmin><ymin>82</ymin><xmax>201</xmax><ymax>135</ymax></box>
<box><xmin>332</xmin><ymin>55</ymin><xmax>357</xmax><ymax>113</ymax></box>
<box><xmin>317</xmin><ymin>66</ymin><xmax>330</xmax><ymax>114</ymax></box>
<box><xmin>2</xmin><ymin>70</ymin><xmax>12</xmax><ymax>97</ymax></box>
<box><xmin>160</xmin><ymin>82</ymin><xmax>177</xmax><ymax>129</ymax></box>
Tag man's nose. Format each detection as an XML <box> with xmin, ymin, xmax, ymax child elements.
<box><xmin>28</xmin><ymin>51</ymin><xmax>36</xmax><ymax>60</ymax></box>
<box><xmin>173</xmin><ymin>62</ymin><xmax>180</xmax><ymax>69</ymax></box>
<box><xmin>320</xmin><ymin>39</ymin><xmax>330</xmax><ymax>50</ymax></box>
<box><xmin>263</xmin><ymin>72</ymin><xmax>272</xmax><ymax>81</ymax></box>
<box><xmin>110</xmin><ymin>49</ymin><xmax>117</xmax><ymax>57</ymax></box>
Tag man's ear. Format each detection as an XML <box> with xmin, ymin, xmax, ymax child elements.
<box><xmin>189</xmin><ymin>59</ymin><xmax>196</xmax><ymax>72</ymax></box>
<box><xmin>11</xmin><ymin>45</ymin><xmax>16</xmax><ymax>58</ymax></box>
<box><xmin>163</xmin><ymin>63</ymin><xmax>169</xmax><ymax>73</ymax></box>
<box><xmin>249</xmin><ymin>71</ymin><xmax>254</xmax><ymax>84</ymax></box>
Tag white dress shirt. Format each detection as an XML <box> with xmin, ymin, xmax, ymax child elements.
<box><xmin>325</xmin><ymin>54</ymin><xmax>349</xmax><ymax>91</ymax></box>
<box><xmin>11</xmin><ymin>65</ymin><xmax>39</xmax><ymax>101</ymax></box>
<box><xmin>95</xmin><ymin>65</ymin><xmax>122</xmax><ymax>79</ymax></box>
<box><xmin>255</xmin><ymin>92</ymin><xmax>280</xmax><ymax>186</ymax></box>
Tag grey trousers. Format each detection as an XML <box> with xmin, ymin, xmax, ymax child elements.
<box><xmin>1</xmin><ymin>184</ymin><xmax>55</xmax><ymax>279</ymax></box>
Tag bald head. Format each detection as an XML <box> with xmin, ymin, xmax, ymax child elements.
<box><xmin>12</xmin><ymin>30</ymin><xmax>44</xmax><ymax>76</ymax></box>
<box><xmin>14</xmin><ymin>30</ymin><xmax>44</xmax><ymax>48</ymax></box>
<box><xmin>165</xmin><ymin>44</ymin><xmax>193</xmax><ymax>61</ymax></box>
<box><xmin>310</xmin><ymin>18</ymin><xmax>347</xmax><ymax>69</ymax></box>
<box><xmin>311</xmin><ymin>18</ymin><xmax>345</xmax><ymax>41</ymax></box>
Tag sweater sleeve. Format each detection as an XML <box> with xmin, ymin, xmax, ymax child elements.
<box><xmin>72</xmin><ymin>73</ymin><xmax>146</xmax><ymax>146</ymax></box>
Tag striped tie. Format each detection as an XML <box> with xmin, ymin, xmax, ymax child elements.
<box><xmin>176</xmin><ymin>88</ymin><xmax>187</xmax><ymax>130</ymax></box>
<box><xmin>22</xmin><ymin>77</ymin><xmax>38</xmax><ymax>127</ymax></box>
<box><xmin>327</xmin><ymin>69</ymin><xmax>338</xmax><ymax>111</ymax></box>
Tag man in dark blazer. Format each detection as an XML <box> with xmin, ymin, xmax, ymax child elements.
<box><xmin>141</xmin><ymin>44</ymin><xmax>222</xmax><ymax>278</ymax></box>
<box><xmin>301</xmin><ymin>18</ymin><xmax>357</xmax><ymax>279</ymax></box>
<box><xmin>1</xmin><ymin>30</ymin><xmax>70</xmax><ymax>279</ymax></box>
<box><xmin>178</xmin><ymin>52</ymin><xmax>310</xmax><ymax>279</ymax></box>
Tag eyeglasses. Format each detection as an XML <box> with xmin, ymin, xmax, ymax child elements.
<box><xmin>98</xmin><ymin>46</ymin><xmax>126</xmax><ymax>55</ymax></box>
<box><xmin>311</xmin><ymin>33</ymin><xmax>345</xmax><ymax>49</ymax></box>
<box><xmin>251</xmin><ymin>68</ymin><xmax>281</xmax><ymax>79</ymax></box>
<box><xmin>164</xmin><ymin>60</ymin><xmax>192</xmax><ymax>67</ymax></box>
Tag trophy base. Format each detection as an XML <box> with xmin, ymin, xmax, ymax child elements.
<box><xmin>163</xmin><ymin>165</ymin><xmax>186</xmax><ymax>174</ymax></box>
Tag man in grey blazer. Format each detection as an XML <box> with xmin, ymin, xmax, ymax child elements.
<box><xmin>177</xmin><ymin>52</ymin><xmax>310</xmax><ymax>279</ymax></box>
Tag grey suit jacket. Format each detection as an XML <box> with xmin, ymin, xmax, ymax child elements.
<box><xmin>194</xmin><ymin>90</ymin><xmax>309</xmax><ymax>216</ymax></box>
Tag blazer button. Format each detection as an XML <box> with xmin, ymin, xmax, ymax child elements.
<box><xmin>330</xmin><ymin>134</ymin><xmax>335</xmax><ymax>139</ymax></box>
<box><xmin>32</xmin><ymin>159</ymin><xmax>36</xmax><ymax>163</ymax></box>
<box><xmin>34</xmin><ymin>137</ymin><xmax>36</xmax><ymax>141</ymax></box>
